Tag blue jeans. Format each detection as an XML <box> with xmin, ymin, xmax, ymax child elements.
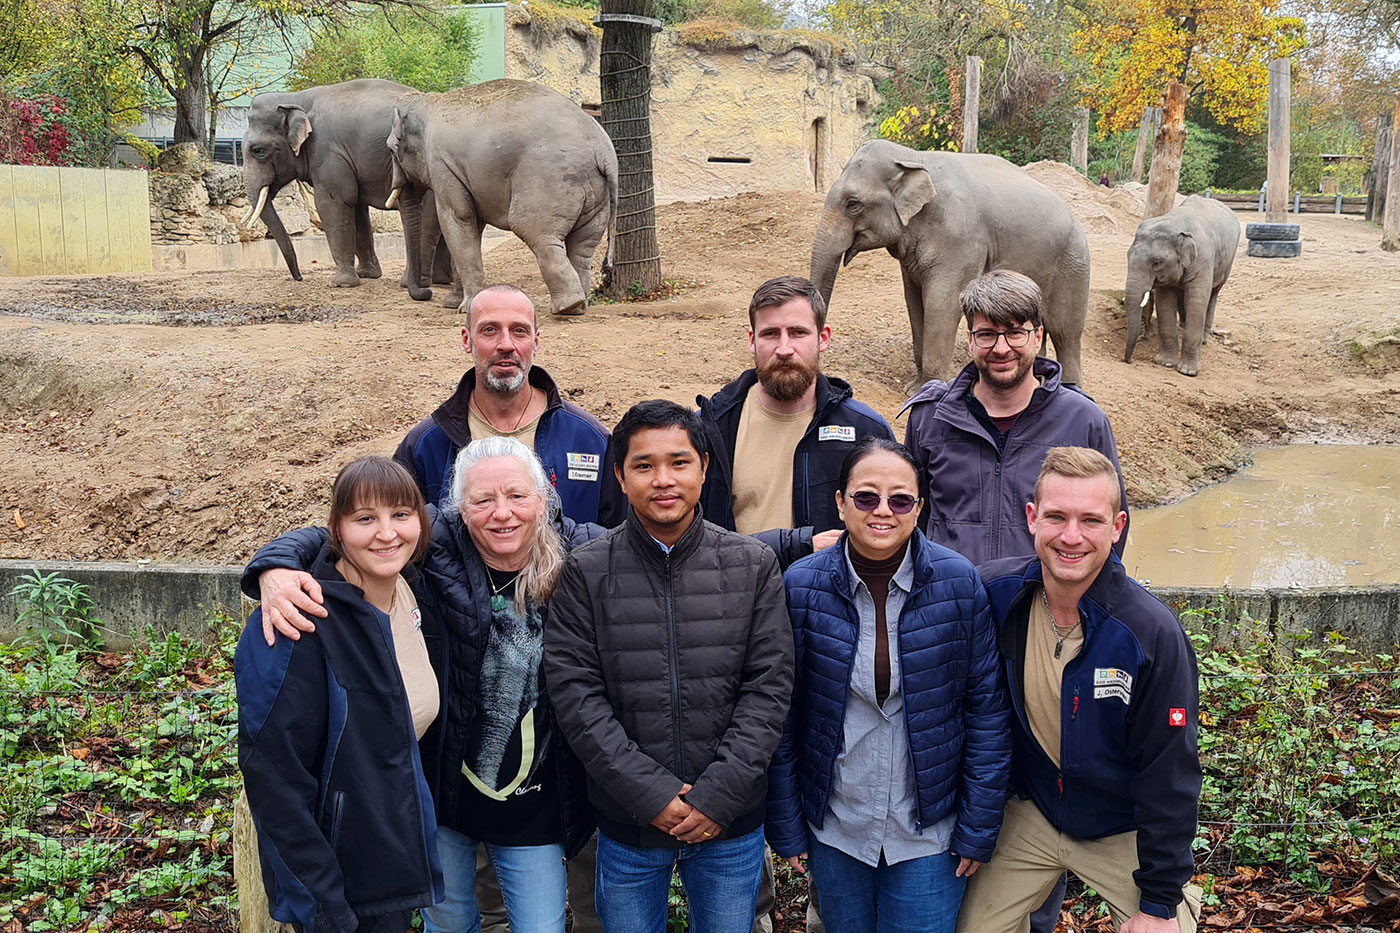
<box><xmin>807</xmin><ymin>838</ymin><xmax>966</xmax><ymax>933</ymax></box>
<box><xmin>422</xmin><ymin>825</ymin><xmax>567</xmax><ymax>933</ymax></box>
<box><xmin>595</xmin><ymin>828</ymin><xmax>766</xmax><ymax>933</ymax></box>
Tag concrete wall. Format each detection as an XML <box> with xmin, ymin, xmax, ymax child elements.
<box><xmin>503</xmin><ymin>8</ymin><xmax>879</xmax><ymax>202</ymax></box>
<box><xmin>3</xmin><ymin>559</ymin><xmax>1397</xmax><ymax>654</ymax></box>
<box><xmin>0</xmin><ymin>165</ymin><xmax>154</xmax><ymax>275</ymax></box>
<box><xmin>0</xmin><ymin>560</ymin><xmax>247</xmax><ymax>647</ymax></box>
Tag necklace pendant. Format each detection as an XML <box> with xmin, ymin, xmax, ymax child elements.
<box><xmin>1054</xmin><ymin>639</ymin><xmax>1063</xmax><ymax>660</ymax></box>
<box><xmin>491</xmin><ymin>594</ymin><xmax>508</xmax><ymax>613</ymax></box>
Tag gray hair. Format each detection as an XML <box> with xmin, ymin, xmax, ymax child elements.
<box><xmin>445</xmin><ymin>436</ymin><xmax>563</xmax><ymax>614</ymax></box>
<box><xmin>959</xmin><ymin>270</ymin><xmax>1043</xmax><ymax>330</ymax></box>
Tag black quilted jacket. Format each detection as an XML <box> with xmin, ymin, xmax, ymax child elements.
<box><xmin>543</xmin><ymin>509</ymin><xmax>795</xmax><ymax>848</ymax></box>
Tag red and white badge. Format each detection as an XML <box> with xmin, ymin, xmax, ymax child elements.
<box><xmin>1168</xmin><ymin>708</ymin><xmax>1187</xmax><ymax>727</ymax></box>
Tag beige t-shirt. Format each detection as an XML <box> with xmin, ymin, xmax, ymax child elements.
<box><xmin>1024</xmin><ymin>590</ymin><xmax>1084</xmax><ymax>769</ymax></box>
<box><xmin>730</xmin><ymin>385</ymin><xmax>814</xmax><ymax>535</ymax></box>
<box><xmin>388</xmin><ymin>575</ymin><xmax>439</xmax><ymax>740</ymax></box>
<box><xmin>468</xmin><ymin>404</ymin><xmax>541</xmax><ymax>452</ymax></box>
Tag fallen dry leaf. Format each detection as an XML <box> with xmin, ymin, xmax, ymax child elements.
<box><xmin>12</xmin><ymin>509</ymin><xmax>23</xmax><ymax>530</ymax></box>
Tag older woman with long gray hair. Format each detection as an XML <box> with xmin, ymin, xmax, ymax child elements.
<box><xmin>243</xmin><ymin>436</ymin><xmax>600</xmax><ymax>933</ymax></box>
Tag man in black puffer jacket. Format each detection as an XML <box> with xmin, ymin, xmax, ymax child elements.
<box><xmin>544</xmin><ymin>399</ymin><xmax>795</xmax><ymax>933</ymax></box>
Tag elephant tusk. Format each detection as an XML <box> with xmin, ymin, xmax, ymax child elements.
<box><xmin>385</xmin><ymin>186</ymin><xmax>402</xmax><ymax>210</ymax></box>
<box><xmin>241</xmin><ymin>186</ymin><xmax>270</xmax><ymax>228</ymax></box>
<box><xmin>1140</xmin><ymin>291</ymin><xmax>1151</xmax><ymax>309</ymax></box>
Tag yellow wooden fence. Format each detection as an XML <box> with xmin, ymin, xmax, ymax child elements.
<box><xmin>0</xmin><ymin>164</ymin><xmax>153</xmax><ymax>276</ymax></box>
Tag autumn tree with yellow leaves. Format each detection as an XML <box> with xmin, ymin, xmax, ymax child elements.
<box><xmin>1072</xmin><ymin>0</ymin><xmax>1306</xmax><ymax>134</ymax></box>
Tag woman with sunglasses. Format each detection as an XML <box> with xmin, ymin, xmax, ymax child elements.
<box><xmin>766</xmin><ymin>437</ymin><xmax>1010</xmax><ymax>933</ymax></box>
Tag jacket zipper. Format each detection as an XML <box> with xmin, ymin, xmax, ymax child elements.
<box><xmin>895</xmin><ymin>599</ymin><xmax>923</xmax><ymax>834</ymax></box>
<box><xmin>329</xmin><ymin>790</ymin><xmax>346</xmax><ymax>848</ymax></box>
<box><xmin>990</xmin><ymin>457</ymin><xmax>1003</xmax><ymax>560</ymax></box>
<box><xmin>664</xmin><ymin>553</ymin><xmax>685</xmax><ymax>777</ymax></box>
<box><xmin>798</xmin><ymin>452</ymin><xmax>811</xmax><ymax>526</ymax></box>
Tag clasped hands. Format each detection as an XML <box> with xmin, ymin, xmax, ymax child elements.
<box><xmin>650</xmin><ymin>783</ymin><xmax>723</xmax><ymax>844</ymax></box>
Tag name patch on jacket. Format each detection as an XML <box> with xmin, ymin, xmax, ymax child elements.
<box><xmin>1093</xmin><ymin>667</ymin><xmax>1133</xmax><ymax>705</ymax></box>
<box><xmin>567</xmin><ymin>452</ymin><xmax>600</xmax><ymax>482</ymax></box>
<box><xmin>818</xmin><ymin>425</ymin><xmax>856</xmax><ymax>442</ymax></box>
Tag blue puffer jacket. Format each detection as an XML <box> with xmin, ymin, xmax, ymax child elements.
<box><xmin>766</xmin><ymin>531</ymin><xmax>1011</xmax><ymax>863</ymax></box>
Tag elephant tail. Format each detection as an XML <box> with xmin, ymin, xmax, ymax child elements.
<box><xmin>601</xmin><ymin>153</ymin><xmax>618</xmax><ymax>280</ymax></box>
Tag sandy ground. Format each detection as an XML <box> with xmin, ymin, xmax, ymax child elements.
<box><xmin>2</xmin><ymin>173</ymin><xmax>1398</xmax><ymax>564</ymax></box>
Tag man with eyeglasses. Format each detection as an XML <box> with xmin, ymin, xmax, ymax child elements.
<box><xmin>900</xmin><ymin>269</ymin><xmax>1127</xmax><ymax>932</ymax></box>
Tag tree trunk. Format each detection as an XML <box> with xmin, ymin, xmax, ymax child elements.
<box><xmin>1071</xmin><ymin>106</ymin><xmax>1089</xmax><ymax>174</ymax></box>
<box><xmin>962</xmin><ymin>56</ymin><xmax>980</xmax><ymax>154</ymax></box>
<box><xmin>172</xmin><ymin>52</ymin><xmax>208</xmax><ymax>148</ymax></box>
<box><xmin>1145</xmin><ymin>83</ymin><xmax>1187</xmax><ymax>219</ymax></box>
<box><xmin>1368</xmin><ymin>118</ymin><xmax>1392</xmax><ymax>223</ymax></box>
<box><xmin>1382</xmin><ymin>93</ymin><xmax>1400</xmax><ymax>252</ymax></box>
<box><xmin>598</xmin><ymin>0</ymin><xmax>662</xmax><ymax>297</ymax></box>
<box><xmin>1130</xmin><ymin>107</ymin><xmax>1154</xmax><ymax>184</ymax></box>
<box><xmin>1265</xmin><ymin>58</ymin><xmax>1291</xmax><ymax>224</ymax></box>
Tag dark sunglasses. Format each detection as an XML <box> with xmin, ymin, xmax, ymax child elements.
<box><xmin>845</xmin><ymin>491</ymin><xmax>920</xmax><ymax>514</ymax></box>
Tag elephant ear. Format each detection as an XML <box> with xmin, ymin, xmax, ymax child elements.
<box><xmin>893</xmin><ymin>161</ymin><xmax>936</xmax><ymax>227</ymax></box>
<box><xmin>1177</xmin><ymin>230</ymin><xmax>1197</xmax><ymax>268</ymax></box>
<box><xmin>387</xmin><ymin>108</ymin><xmax>403</xmax><ymax>154</ymax></box>
<box><xmin>280</xmin><ymin>106</ymin><xmax>312</xmax><ymax>156</ymax></box>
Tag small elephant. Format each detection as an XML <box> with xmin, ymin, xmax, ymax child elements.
<box><xmin>387</xmin><ymin>79</ymin><xmax>618</xmax><ymax>316</ymax></box>
<box><xmin>1123</xmin><ymin>195</ymin><xmax>1241</xmax><ymax>376</ymax></box>
<box><xmin>241</xmin><ymin>79</ymin><xmax>450</xmax><ymax>296</ymax></box>
<box><xmin>811</xmin><ymin>139</ymin><xmax>1091</xmax><ymax>386</ymax></box>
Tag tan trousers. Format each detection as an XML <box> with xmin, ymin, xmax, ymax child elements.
<box><xmin>955</xmin><ymin>797</ymin><xmax>1201</xmax><ymax>933</ymax></box>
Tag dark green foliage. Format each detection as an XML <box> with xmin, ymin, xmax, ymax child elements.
<box><xmin>290</xmin><ymin>6</ymin><xmax>482</xmax><ymax>93</ymax></box>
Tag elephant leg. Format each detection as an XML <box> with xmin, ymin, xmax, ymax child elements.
<box><xmin>354</xmin><ymin>202</ymin><xmax>381</xmax><ymax>279</ymax></box>
<box><xmin>435</xmin><ymin>198</ymin><xmax>484</xmax><ymax>313</ymax></box>
<box><xmin>918</xmin><ymin>280</ymin><xmax>966</xmax><ymax>383</ymax></box>
<box><xmin>1045</xmin><ymin>322</ymin><xmax>1085</xmax><ymax>387</ymax></box>
<box><xmin>900</xmin><ymin>268</ymin><xmax>927</xmax><ymax>389</ymax></box>
<box><xmin>1152</xmin><ymin>288</ymin><xmax>1182</xmax><ymax>369</ymax></box>
<box><xmin>565</xmin><ymin>210</ymin><xmax>609</xmax><ymax>308</ymax></box>
<box><xmin>314</xmin><ymin>189</ymin><xmax>361</xmax><ymax>288</ymax></box>
<box><xmin>1043</xmin><ymin>266</ymin><xmax>1089</xmax><ymax>385</ymax></box>
<box><xmin>1177</xmin><ymin>282</ymin><xmax>1212</xmax><ymax>377</ymax></box>
<box><xmin>432</xmin><ymin>240</ymin><xmax>454</xmax><ymax>287</ymax></box>
<box><xmin>529</xmin><ymin>234</ymin><xmax>589</xmax><ymax>316</ymax></box>
<box><xmin>1204</xmin><ymin>286</ymin><xmax>1221</xmax><ymax>341</ymax></box>
<box><xmin>422</xmin><ymin>193</ymin><xmax>454</xmax><ymax>287</ymax></box>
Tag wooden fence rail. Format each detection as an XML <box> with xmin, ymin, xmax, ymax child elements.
<box><xmin>1206</xmin><ymin>191</ymin><xmax>1368</xmax><ymax>216</ymax></box>
<box><xmin>0</xmin><ymin>164</ymin><xmax>153</xmax><ymax>276</ymax></box>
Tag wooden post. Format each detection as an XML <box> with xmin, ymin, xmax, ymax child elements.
<box><xmin>1071</xmin><ymin>107</ymin><xmax>1089</xmax><ymax>174</ymax></box>
<box><xmin>962</xmin><ymin>56</ymin><xmax>981</xmax><ymax>154</ymax></box>
<box><xmin>597</xmin><ymin>0</ymin><xmax>663</xmax><ymax>297</ymax></box>
<box><xmin>1145</xmin><ymin>83</ymin><xmax>1187</xmax><ymax>218</ymax></box>
<box><xmin>1369</xmin><ymin>118</ymin><xmax>1393</xmax><ymax>222</ymax></box>
<box><xmin>1130</xmin><ymin>108</ymin><xmax>1153</xmax><ymax>183</ymax></box>
<box><xmin>1383</xmin><ymin>93</ymin><xmax>1400</xmax><ymax>251</ymax></box>
<box><xmin>1265</xmin><ymin>58</ymin><xmax>1291</xmax><ymax>223</ymax></box>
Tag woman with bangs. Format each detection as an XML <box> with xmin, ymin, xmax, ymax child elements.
<box><xmin>765</xmin><ymin>437</ymin><xmax>1011</xmax><ymax>933</ymax></box>
<box><xmin>236</xmin><ymin>455</ymin><xmax>443</xmax><ymax>933</ymax></box>
<box><xmin>239</xmin><ymin>436</ymin><xmax>599</xmax><ymax>933</ymax></box>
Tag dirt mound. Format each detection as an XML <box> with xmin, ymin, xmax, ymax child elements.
<box><xmin>1023</xmin><ymin>160</ymin><xmax>1155</xmax><ymax>236</ymax></box>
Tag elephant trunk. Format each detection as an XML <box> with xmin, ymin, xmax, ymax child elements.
<box><xmin>1124</xmin><ymin>274</ymin><xmax>1152</xmax><ymax>362</ymax></box>
<box><xmin>810</xmin><ymin>206</ymin><xmax>851</xmax><ymax>308</ymax></box>
<box><xmin>259</xmin><ymin>194</ymin><xmax>302</xmax><ymax>282</ymax></box>
<box><xmin>398</xmin><ymin>190</ymin><xmax>432</xmax><ymax>301</ymax></box>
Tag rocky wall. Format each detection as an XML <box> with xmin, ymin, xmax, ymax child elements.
<box><xmin>504</xmin><ymin>7</ymin><xmax>880</xmax><ymax>202</ymax></box>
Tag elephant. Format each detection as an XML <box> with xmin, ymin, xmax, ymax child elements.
<box><xmin>811</xmin><ymin>139</ymin><xmax>1091</xmax><ymax>387</ymax></box>
<box><xmin>1123</xmin><ymin>194</ymin><xmax>1241</xmax><ymax>376</ymax></box>
<box><xmin>240</xmin><ymin>79</ymin><xmax>450</xmax><ymax>297</ymax></box>
<box><xmin>386</xmin><ymin>79</ymin><xmax>618</xmax><ymax>316</ymax></box>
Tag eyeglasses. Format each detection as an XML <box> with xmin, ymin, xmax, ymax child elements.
<box><xmin>845</xmin><ymin>491</ymin><xmax>920</xmax><ymax>514</ymax></box>
<box><xmin>970</xmin><ymin>327</ymin><xmax>1035</xmax><ymax>350</ymax></box>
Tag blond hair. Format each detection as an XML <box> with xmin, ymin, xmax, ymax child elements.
<box><xmin>1034</xmin><ymin>447</ymin><xmax>1120</xmax><ymax>513</ymax></box>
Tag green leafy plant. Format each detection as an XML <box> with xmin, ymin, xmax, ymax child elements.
<box><xmin>9</xmin><ymin>570</ymin><xmax>105</xmax><ymax>650</ymax></box>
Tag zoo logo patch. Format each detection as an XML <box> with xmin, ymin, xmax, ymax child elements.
<box><xmin>1169</xmin><ymin>708</ymin><xmax>1187</xmax><ymax>727</ymax></box>
<box><xmin>567</xmin><ymin>452</ymin><xmax>600</xmax><ymax>483</ymax></box>
<box><xmin>411</xmin><ymin>608</ymin><xmax>422</xmax><ymax>631</ymax></box>
<box><xmin>818</xmin><ymin>425</ymin><xmax>856</xmax><ymax>443</ymax></box>
<box><xmin>1092</xmin><ymin>667</ymin><xmax>1133</xmax><ymax>705</ymax></box>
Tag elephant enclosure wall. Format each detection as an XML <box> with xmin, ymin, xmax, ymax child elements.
<box><xmin>503</xmin><ymin>6</ymin><xmax>880</xmax><ymax>202</ymax></box>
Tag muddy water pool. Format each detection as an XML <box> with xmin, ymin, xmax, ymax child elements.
<box><xmin>1122</xmin><ymin>445</ymin><xmax>1400</xmax><ymax>588</ymax></box>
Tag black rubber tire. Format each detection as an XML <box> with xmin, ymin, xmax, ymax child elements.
<box><xmin>1247</xmin><ymin>239</ymin><xmax>1303</xmax><ymax>258</ymax></box>
<box><xmin>1245</xmin><ymin>222</ymin><xmax>1301</xmax><ymax>241</ymax></box>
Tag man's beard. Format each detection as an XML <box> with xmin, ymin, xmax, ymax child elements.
<box><xmin>479</xmin><ymin>355</ymin><xmax>529</xmax><ymax>394</ymax></box>
<box><xmin>757</xmin><ymin>356</ymin><xmax>817</xmax><ymax>403</ymax></box>
<box><xmin>974</xmin><ymin>352</ymin><xmax>1035</xmax><ymax>390</ymax></box>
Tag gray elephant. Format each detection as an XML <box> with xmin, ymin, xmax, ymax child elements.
<box><xmin>240</xmin><ymin>79</ymin><xmax>450</xmax><ymax>297</ymax></box>
<box><xmin>811</xmin><ymin>139</ymin><xmax>1091</xmax><ymax>386</ymax></box>
<box><xmin>1123</xmin><ymin>195</ymin><xmax>1240</xmax><ymax>376</ymax></box>
<box><xmin>387</xmin><ymin>79</ymin><xmax>618</xmax><ymax>316</ymax></box>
